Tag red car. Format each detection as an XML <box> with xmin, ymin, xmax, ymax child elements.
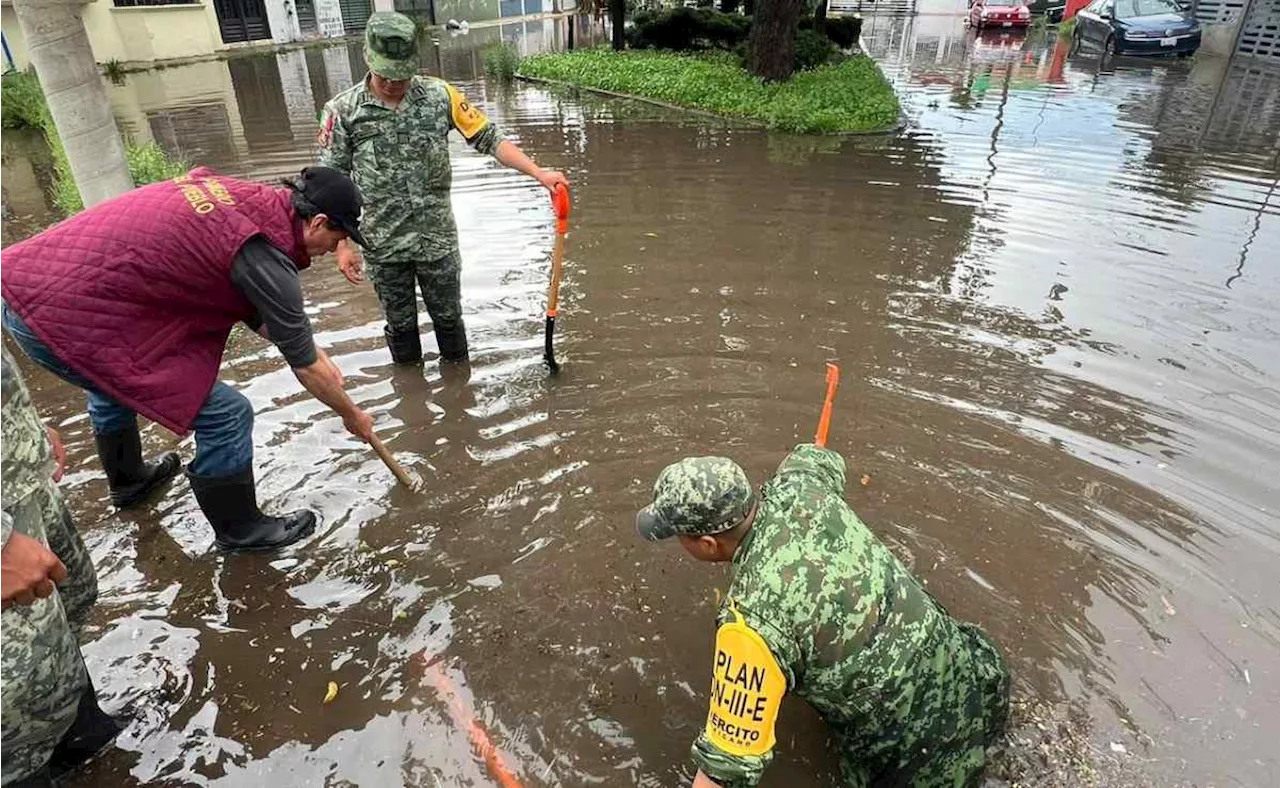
<box><xmin>969</xmin><ymin>0</ymin><xmax>1033</xmax><ymax>28</ymax></box>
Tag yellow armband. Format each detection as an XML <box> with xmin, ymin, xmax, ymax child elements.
<box><xmin>704</xmin><ymin>602</ymin><xmax>786</xmax><ymax>757</ymax></box>
<box><xmin>445</xmin><ymin>82</ymin><xmax>490</xmax><ymax>140</ymax></box>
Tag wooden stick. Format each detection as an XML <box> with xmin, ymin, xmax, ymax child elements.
<box><xmin>814</xmin><ymin>363</ymin><xmax>840</xmax><ymax>448</ymax></box>
<box><xmin>370</xmin><ymin>433</ymin><xmax>415</xmax><ymax>489</ymax></box>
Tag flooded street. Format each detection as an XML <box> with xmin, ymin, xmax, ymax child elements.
<box><xmin>3</xmin><ymin>14</ymin><xmax>1279</xmax><ymax>787</ymax></box>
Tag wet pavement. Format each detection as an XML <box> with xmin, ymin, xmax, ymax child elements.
<box><xmin>3</xmin><ymin>13</ymin><xmax>1279</xmax><ymax>788</ymax></box>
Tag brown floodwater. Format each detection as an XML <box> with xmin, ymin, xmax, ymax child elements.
<box><xmin>3</xmin><ymin>13</ymin><xmax>1278</xmax><ymax>788</ymax></box>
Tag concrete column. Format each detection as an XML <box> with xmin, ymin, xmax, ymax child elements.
<box><xmin>277</xmin><ymin>49</ymin><xmax>319</xmax><ymax>139</ymax></box>
<box><xmin>11</xmin><ymin>0</ymin><xmax>132</xmax><ymax>206</ymax></box>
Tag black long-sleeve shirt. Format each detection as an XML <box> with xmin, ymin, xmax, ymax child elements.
<box><xmin>229</xmin><ymin>237</ymin><xmax>317</xmax><ymax>368</ymax></box>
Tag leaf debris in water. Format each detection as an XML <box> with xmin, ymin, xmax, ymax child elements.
<box><xmin>324</xmin><ymin>681</ymin><xmax>339</xmax><ymax>704</ymax></box>
<box><xmin>860</xmin><ymin>474</ymin><xmax>871</xmax><ymax>487</ymax></box>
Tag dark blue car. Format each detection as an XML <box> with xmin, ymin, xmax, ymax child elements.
<box><xmin>1072</xmin><ymin>0</ymin><xmax>1201</xmax><ymax>57</ymax></box>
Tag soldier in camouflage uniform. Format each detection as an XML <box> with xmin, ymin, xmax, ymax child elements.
<box><xmin>318</xmin><ymin>12</ymin><xmax>569</xmax><ymax>366</ymax></box>
<box><xmin>2</xmin><ymin>349</ymin><xmax>122</xmax><ymax>786</ymax></box>
<box><xmin>637</xmin><ymin>446</ymin><xmax>1010</xmax><ymax>788</ymax></box>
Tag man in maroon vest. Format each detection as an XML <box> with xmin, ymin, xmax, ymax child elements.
<box><xmin>2</xmin><ymin>166</ymin><xmax>377</xmax><ymax>552</ymax></box>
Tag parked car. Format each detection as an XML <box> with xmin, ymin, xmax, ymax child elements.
<box><xmin>1072</xmin><ymin>0</ymin><xmax>1201</xmax><ymax>56</ymax></box>
<box><xmin>969</xmin><ymin>0</ymin><xmax>1033</xmax><ymax>28</ymax></box>
<box><xmin>1028</xmin><ymin>0</ymin><xmax>1067</xmax><ymax>22</ymax></box>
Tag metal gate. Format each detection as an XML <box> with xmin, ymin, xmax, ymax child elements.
<box><xmin>213</xmin><ymin>0</ymin><xmax>272</xmax><ymax>43</ymax></box>
<box><xmin>828</xmin><ymin>0</ymin><xmax>917</xmax><ymax>14</ymax></box>
<box><xmin>1236</xmin><ymin>0</ymin><xmax>1280</xmax><ymax>58</ymax></box>
<box><xmin>340</xmin><ymin>0</ymin><xmax>373</xmax><ymax>32</ymax></box>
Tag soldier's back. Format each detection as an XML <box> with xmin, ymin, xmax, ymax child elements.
<box><xmin>729</xmin><ymin>445</ymin><xmax>1008</xmax><ymax>783</ymax></box>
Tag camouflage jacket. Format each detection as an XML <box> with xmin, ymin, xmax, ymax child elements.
<box><xmin>317</xmin><ymin>75</ymin><xmax>505</xmax><ymax>264</ymax></box>
<box><xmin>1</xmin><ymin>349</ymin><xmax>54</xmax><ymax>545</ymax></box>
<box><xmin>692</xmin><ymin>445</ymin><xmax>1008</xmax><ymax>786</ymax></box>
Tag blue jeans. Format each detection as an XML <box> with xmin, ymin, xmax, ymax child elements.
<box><xmin>2</xmin><ymin>303</ymin><xmax>253</xmax><ymax>477</ymax></box>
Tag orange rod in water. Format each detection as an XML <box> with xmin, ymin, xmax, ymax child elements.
<box><xmin>422</xmin><ymin>661</ymin><xmax>524</xmax><ymax>788</ymax></box>
<box><xmin>814</xmin><ymin>363</ymin><xmax>840</xmax><ymax>448</ymax></box>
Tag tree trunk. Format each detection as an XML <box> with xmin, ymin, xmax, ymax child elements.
<box><xmin>11</xmin><ymin>0</ymin><xmax>132</xmax><ymax>208</ymax></box>
<box><xmin>610</xmin><ymin>0</ymin><xmax>625</xmax><ymax>50</ymax></box>
<box><xmin>748</xmin><ymin>0</ymin><xmax>805</xmax><ymax>82</ymax></box>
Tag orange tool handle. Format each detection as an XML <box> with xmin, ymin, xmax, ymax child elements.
<box><xmin>814</xmin><ymin>363</ymin><xmax>840</xmax><ymax>448</ymax></box>
<box><xmin>552</xmin><ymin>183</ymin><xmax>570</xmax><ymax>234</ymax></box>
<box><xmin>425</xmin><ymin>664</ymin><xmax>525</xmax><ymax>788</ymax></box>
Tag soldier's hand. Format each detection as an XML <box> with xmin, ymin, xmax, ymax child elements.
<box><xmin>46</xmin><ymin>425</ymin><xmax>66</xmax><ymax>482</ymax></box>
<box><xmin>538</xmin><ymin>170</ymin><xmax>570</xmax><ymax>194</ymax></box>
<box><xmin>1</xmin><ymin>532</ymin><xmax>68</xmax><ymax>609</ymax></box>
<box><xmin>336</xmin><ymin>242</ymin><xmax>365</xmax><ymax>285</ymax></box>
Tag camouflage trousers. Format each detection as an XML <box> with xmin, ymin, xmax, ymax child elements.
<box><xmin>839</xmin><ymin>625</ymin><xmax>1011</xmax><ymax>788</ymax></box>
<box><xmin>367</xmin><ymin>249</ymin><xmax>463</xmax><ymax>334</ymax></box>
<box><xmin>1</xmin><ymin>483</ymin><xmax>98</xmax><ymax>785</ymax></box>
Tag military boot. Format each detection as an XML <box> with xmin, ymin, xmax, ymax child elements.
<box><xmin>94</xmin><ymin>425</ymin><xmax>181</xmax><ymax>509</ymax></box>
<box><xmin>187</xmin><ymin>467</ymin><xmax>316</xmax><ymax>552</ymax></box>
<box><xmin>48</xmin><ymin>665</ymin><xmax>126</xmax><ymax>779</ymax></box>
<box><xmin>434</xmin><ymin>321</ymin><xmax>469</xmax><ymax>363</ymax></box>
<box><xmin>384</xmin><ymin>324</ymin><xmax>423</xmax><ymax>364</ymax></box>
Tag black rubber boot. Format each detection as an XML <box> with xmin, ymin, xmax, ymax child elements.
<box><xmin>384</xmin><ymin>324</ymin><xmax>423</xmax><ymax>364</ymax></box>
<box><xmin>187</xmin><ymin>467</ymin><xmax>316</xmax><ymax>552</ymax></box>
<box><xmin>434</xmin><ymin>321</ymin><xmax>469</xmax><ymax>363</ymax></box>
<box><xmin>94</xmin><ymin>426</ymin><xmax>181</xmax><ymax>509</ymax></box>
<box><xmin>48</xmin><ymin>666</ymin><xmax>126</xmax><ymax>780</ymax></box>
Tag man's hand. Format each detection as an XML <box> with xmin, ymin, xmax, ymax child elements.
<box><xmin>537</xmin><ymin>169</ymin><xmax>570</xmax><ymax>194</ymax></box>
<box><xmin>336</xmin><ymin>240</ymin><xmax>364</xmax><ymax>285</ymax></box>
<box><xmin>692</xmin><ymin>772</ymin><xmax>724</xmax><ymax>788</ymax></box>
<box><xmin>1</xmin><ymin>532</ymin><xmax>67</xmax><ymax>610</ymax></box>
<box><xmin>45</xmin><ymin>425</ymin><xmax>66</xmax><ymax>482</ymax></box>
<box><xmin>342</xmin><ymin>407</ymin><xmax>376</xmax><ymax>444</ymax></box>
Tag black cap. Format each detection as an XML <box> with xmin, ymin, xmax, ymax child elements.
<box><xmin>295</xmin><ymin>166</ymin><xmax>370</xmax><ymax>249</ymax></box>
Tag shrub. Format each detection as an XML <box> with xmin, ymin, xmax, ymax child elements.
<box><xmin>483</xmin><ymin>43</ymin><xmax>521</xmax><ymax>81</ymax></box>
<box><xmin>793</xmin><ymin>28</ymin><xmax>837</xmax><ymax>71</ymax></box>
<box><xmin>823</xmin><ymin>15</ymin><xmax>862</xmax><ymax>49</ymax></box>
<box><xmin>628</xmin><ymin>7</ymin><xmax>751</xmax><ymax>52</ymax></box>
<box><xmin>1</xmin><ymin>71</ymin><xmax>50</xmax><ymax>130</ymax></box>
<box><xmin>719</xmin><ymin>0</ymin><xmax>741</xmax><ymax>12</ymax></box>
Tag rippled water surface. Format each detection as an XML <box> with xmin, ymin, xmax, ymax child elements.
<box><xmin>3</xmin><ymin>14</ymin><xmax>1278</xmax><ymax>787</ymax></box>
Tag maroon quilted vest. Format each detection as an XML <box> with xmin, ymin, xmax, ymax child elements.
<box><xmin>0</xmin><ymin>167</ymin><xmax>311</xmax><ymax>434</ymax></box>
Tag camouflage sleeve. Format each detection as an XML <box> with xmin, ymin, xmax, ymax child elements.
<box><xmin>443</xmin><ymin>81</ymin><xmax>505</xmax><ymax>156</ymax></box>
<box><xmin>316</xmin><ymin>101</ymin><xmax>353</xmax><ymax>173</ymax></box>
<box><xmin>773</xmin><ymin>443</ymin><xmax>847</xmax><ymax>495</ymax></box>
<box><xmin>690</xmin><ymin>608</ymin><xmax>801</xmax><ymax>787</ymax></box>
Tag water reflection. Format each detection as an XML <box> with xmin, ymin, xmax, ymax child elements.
<box><xmin>2</xmin><ymin>10</ymin><xmax>1275</xmax><ymax>788</ymax></box>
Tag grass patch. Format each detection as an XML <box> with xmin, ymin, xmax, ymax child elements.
<box><xmin>518</xmin><ymin>49</ymin><xmax>900</xmax><ymax>134</ymax></box>
<box><xmin>483</xmin><ymin>43</ymin><xmax>521</xmax><ymax>81</ymax></box>
<box><xmin>4</xmin><ymin>70</ymin><xmax>188</xmax><ymax>216</ymax></box>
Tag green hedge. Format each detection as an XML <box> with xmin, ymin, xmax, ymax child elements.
<box><xmin>519</xmin><ymin>50</ymin><xmax>899</xmax><ymax>134</ymax></box>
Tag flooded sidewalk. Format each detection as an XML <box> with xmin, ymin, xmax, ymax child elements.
<box><xmin>3</xmin><ymin>14</ymin><xmax>1278</xmax><ymax>788</ymax></box>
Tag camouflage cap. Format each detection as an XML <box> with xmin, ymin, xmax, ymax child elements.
<box><xmin>636</xmin><ymin>457</ymin><xmax>756</xmax><ymax>542</ymax></box>
<box><xmin>365</xmin><ymin>12</ymin><xmax>419</xmax><ymax>81</ymax></box>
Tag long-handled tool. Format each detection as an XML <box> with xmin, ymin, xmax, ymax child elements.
<box><xmin>814</xmin><ymin>363</ymin><xmax>840</xmax><ymax>447</ymax></box>
<box><xmin>370</xmin><ymin>432</ymin><xmax>416</xmax><ymax>489</ymax></box>
<box><xmin>544</xmin><ymin>183</ymin><xmax>571</xmax><ymax>374</ymax></box>
<box><xmin>422</xmin><ymin>660</ymin><xmax>524</xmax><ymax>788</ymax></box>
